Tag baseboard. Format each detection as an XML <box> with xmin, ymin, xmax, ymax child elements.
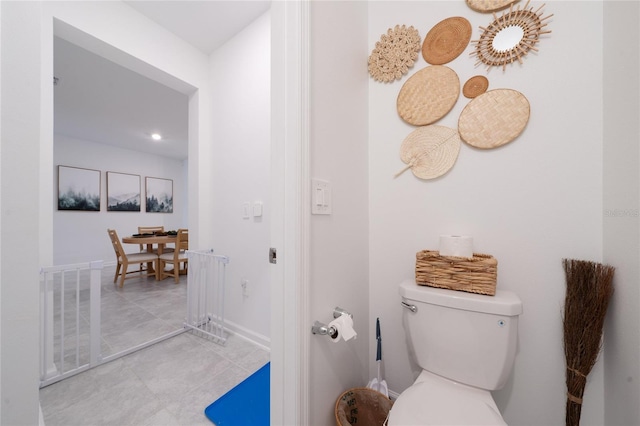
<box><xmin>100</xmin><ymin>260</ymin><xmax>270</xmax><ymax>351</ymax></box>
<box><xmin>222</xmin><ymin>319</ymin><xmax>270</xmax><ymax>351</ymax></box>
<box><xmin>39</xmin><ymin>403</ymin><xmax>45</xmax><ymax>426</ymax></box>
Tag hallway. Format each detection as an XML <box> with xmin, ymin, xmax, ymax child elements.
<box><xmin>40</xmin><ymin>268</ymin><xmax>269</xmax><ymax>425</ymax></box>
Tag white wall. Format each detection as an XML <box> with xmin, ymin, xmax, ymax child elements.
<box><xmin>309</xmin><ymin>1</ymin><xmax>370</xmax><ymax>424</ymax></box>
<box><xmin>1</xmin><ymin>3</ymin><xmax>42</xmax><ymax>424</ymax></box>
<box><xmin>369</xmin><ymin>2</ymin><xmax>605</xmax><ymax>426</ymax></box>
<box><xmin>53</xmin><ymin>135</ymin><xmax>187</xmax><ymax>265</ymax></box>
<box><xmin>1</xmin><ymin>2</ymin><xmax>274</xmax><ymax>421</ymax></box>
<box><xmin>41</xmin><ymin>1</ymin><xmax>213</xmax><ymax>254</ymax></box>
<box><xmin>208</xmin><ymin>12</ymin><xmax>271</xmax><ymax>346</ymax></box>
<box><xmin>1</xmin><ymin>1</ymin><xmax>210</xmax><ymax>422</ymax></box>
<box><xmin>603</xmin><ymin>2</ymin><xmax>640</xmax><ymax>425</ymax></box>
<box><xmin>47</xmin><ymin>0</ymin><xmax>275</xmax><ymax>345</ymax></box>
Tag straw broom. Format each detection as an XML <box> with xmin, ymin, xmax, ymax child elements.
<box><xmin>562</xmin><ymin>259</ymin><xmax>614</xmax><ymax>426</ymax></box>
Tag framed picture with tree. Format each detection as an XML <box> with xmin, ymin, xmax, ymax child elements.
<box><xmin>57</xmin><ymin>165</ymin><xmax>101</xmax><ymax>211</ymax></box>
<box><xmin>145</xmin><ymin>176</ymin><xmax>173</xmax><ymax>213</ymax></box>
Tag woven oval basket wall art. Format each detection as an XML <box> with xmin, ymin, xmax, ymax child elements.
<box><xmin>458</xmin><ymin>89</ymin><xmax>530</xmax><ymax>149</ymax></box>
<box><xmin>462</xmin><ymin>75</ymin><xmax>489</xmax><ymax>99</ymax></box>
<box><xmin>422</xmin><ymin>17</ymin><xmax>472</xmax><ymax>65</ymax></box>
<box><xmin>397</xmin><ymin>65</ymin><xmax>460</xmax><ymax>126</ymax></box>
<box><xmin>466</xmin><ymin>0</ymin><xmax>519</xmax><ymax>13</ymax></box>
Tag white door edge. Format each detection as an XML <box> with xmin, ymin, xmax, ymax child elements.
<box><xmin>270</xmin><ymin>1</ymin><xmax>310</xmax><ymax>425</ymax></box>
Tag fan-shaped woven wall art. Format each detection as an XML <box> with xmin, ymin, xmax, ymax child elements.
<box><xmin>458</xmin><ymin>89</ymin><xmax>530</xmax><ymax>149</ymax></box>
<box><xmin>396</xmin><ymin>125</ymin><xmax>461</xmax><ymax>180</ymax></box>
<box><xmin>397</xmin><ymin>66</ymin><xmax>460</xmax><ymax>126</ymax></box>
<box><xmin>422</xmin><ymin>17</ymin><xmax>472</xmax><ymax>65</ymax></box>
<box><xmin>368</xmin><ymin>25</ymin><xmax>421</xmax><ymax>83</ymax></box>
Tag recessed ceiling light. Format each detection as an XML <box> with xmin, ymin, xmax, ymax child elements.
<box><xmin>151</xmin><ymin>133</ymin><xmax>162</xmax><ymax>141</ymax></box>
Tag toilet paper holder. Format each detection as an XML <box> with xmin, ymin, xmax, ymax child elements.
<box><xmin>311</xmin><ymin>307</ymin><xmax>353</xmax><ymax>337</ymax></box>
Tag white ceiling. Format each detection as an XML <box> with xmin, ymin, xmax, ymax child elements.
<box><xmin>54</xmin><ymin>1</ymin><xmax>271</xmax><ymax>160</ymax></box>
<box><xmin>124</xmin><ymin>1</ymin><xmax>271</xmax><ymax>55</ymax></box>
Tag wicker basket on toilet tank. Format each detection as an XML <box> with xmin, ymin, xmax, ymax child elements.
<box><xmin>415</xmin><ymin>250</ymin><xmax>497</xmax><ymax>296</ymax></box>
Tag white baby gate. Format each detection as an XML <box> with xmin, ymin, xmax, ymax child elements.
<box><xmin>39</xmin><ymin>251</ymin><xmax>228</xmax><ymax>387</ymax></box>
<box><xmin>184</xmin><ymin>250</ymin><xmax>229</xmax><ymax>345</ymax></box>
<box><xmin>39</xmin><ymin>261</ymin><xmax>104</xmax><ymax>387</ymax></box>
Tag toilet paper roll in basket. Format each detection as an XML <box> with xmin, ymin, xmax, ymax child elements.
<box><xmin>329</xmin><ymin>314</ymin><xmax>357</xmax><ymax>343</ymax></box>
<box><xmin>439</xmin><ymin>235</ymin><xmax>473</xmax><ymax>258</ymax></box>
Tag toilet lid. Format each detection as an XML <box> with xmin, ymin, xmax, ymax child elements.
<box><xmin>387</xmin><ymin>381</ymin><xmax>507</xmax><ymax>425</ymax></box>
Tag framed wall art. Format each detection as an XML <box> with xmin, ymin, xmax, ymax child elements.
<box><xmin>107</xmin><ymin>171</ymin><xmax>141</xmax><ymax>212</ymax></box>
<box><xmin>145</xmin><ymin>176</ymin><xmax>173</xmax><ymax>213</ymax></box>
<box><xmin>57</xmin><ymin>165</ymin><xmax>101</xmax><ymax>211</ymax></box>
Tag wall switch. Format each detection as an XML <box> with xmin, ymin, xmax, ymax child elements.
<box><xmin>253</xmin><ymin>202</ymin><xmax>263</xmax><ymax>217</ymax></box>
<box><xmin>311</xmin><ymin>178</ymin><xmax>332</xmax><ymax>215</ymax></box>
<box><xmin>242</xmin><ymin>202</ymin><xmax>251</xmax><ymax>219</ymax></box>
<box><xmin>241</xmin><ymin>279</ymin><xmax>249</xmax><ymax>297</ymax></box>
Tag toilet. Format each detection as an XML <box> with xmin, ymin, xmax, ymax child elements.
<box><xmin>388</xmin><ymin>279</ymin><xmax>523</xmax><ymax>425</ymax></box>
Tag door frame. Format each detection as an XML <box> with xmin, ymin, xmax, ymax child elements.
<box><xmin>270</xmin><ymin>1</ymin><xmax>310</xmax><ymax>424</ymax></box>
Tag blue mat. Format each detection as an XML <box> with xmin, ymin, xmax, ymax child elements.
<box><xmin>205</xmin><ymin>362</ymin><xmax>270</xmax><ymax>426</ymax></box>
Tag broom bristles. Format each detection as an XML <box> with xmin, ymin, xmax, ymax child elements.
<box><xmin>562</xmin><ymin>258</ymin><xmax>614</xmax><ymax>426</ymax></box>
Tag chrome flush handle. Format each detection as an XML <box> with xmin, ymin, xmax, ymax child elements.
<box><xmin>401</xmin><ymin>301</ymin><xmax>417</xmax><ymax>313</ymax></box>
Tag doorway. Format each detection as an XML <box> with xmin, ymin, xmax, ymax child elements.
<box><xmin>51</xmin><ymin>28</ymin><xmax>193</xmax><ymax>364</ymax></box>
<box><xmin>40</xmin><ymin>2</ymin><xmax>305</xmax><ymax>423</ymax></box>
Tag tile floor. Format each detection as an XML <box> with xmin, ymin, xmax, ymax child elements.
<box><xmin>39</xmin><ymin>265</ymin><xmax>269</xmax><ymax>426</ymax></box>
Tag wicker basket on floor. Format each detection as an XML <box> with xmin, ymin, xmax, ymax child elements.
<box><xmin>335</xmin><ymin>387</ymin><xmax>393</xmax><ymax>426</ymax></box>
<box><xmin>415</xmin><ymin>250</ymin><xmax>497</xmax><ymax>296</ymax></box>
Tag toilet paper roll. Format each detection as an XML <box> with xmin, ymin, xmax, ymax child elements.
<box><xmin>439</xmin><ymin>235</ymin><xmax>473</xmax><ymax>258</ymax></box>
<box><xmin>329</xmin><ymin>314</ymin><xmax>357</xmax><ymax>343</ymax></box>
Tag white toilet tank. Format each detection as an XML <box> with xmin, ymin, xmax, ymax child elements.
<box><xmin>399</xmin><ymin>279</ymin><xmax>523</xmax><ymax>390</ymax></box>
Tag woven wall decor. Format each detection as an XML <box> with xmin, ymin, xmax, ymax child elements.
<box><xmin>463</xmin><ymin>75</ymin><xmax>489</xmax><ymax>98</ymax></box>
<box><xmin>368</xmin><ymin>25</ymin><xmax>421</xmax><ymax>83</ymax></box>
<box><xmin>422</xmin><ymin>17</ymin><xmax>472</xmax><ymax>65</ymax></box>
<box><xmin>470</xmin><ymin>1</ymin><xmax>553</xmax><ymax>71</ymax></box>
<box><xmin>397</xmin><ymin>66</ymin><xmax>460</xmax><ymax>126</ymax></box>
<box><xmin>396</xmin><ymin>125</ymin><xmax>461</xmax><ymax>180</ymax></box>
<box><xmin>466</xmin><ymin>0</ymin><xmax>519</xmax><ymax>13</ymax></box>
<box><xmin>458</xmin><ymin>89</ymin><xmax>530</xmax><ymax>149</ymax></box>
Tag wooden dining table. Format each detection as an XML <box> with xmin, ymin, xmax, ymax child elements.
<box><xmin>121</xmin><ymin>234</ymin><xmax>177</xmax><ymax>255</ymax></box>
<box><xmin>121</xmin><ymin>234</ymin><xmax>178</xmax><ymax>276</ymax></box>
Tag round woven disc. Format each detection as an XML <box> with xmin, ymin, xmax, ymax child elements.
<box><xmin>422</xmin><ymin>17</ymin><xmax>472</xmax><ymax>65</ymax></box>
<box><xmin>397</xmin><ymin>66</ymin><xmax>460</xmax><ymax>126</ymax></box>
<box><xmin>458</xmin><ymin>89</ymin><xmax>530</xmax><ymax>149</ymax></box>
<box><xmin>466</xmin><ymin>0</ymin><xmax>519</xmax><ymax>12</ymax></box>
<box><xmin>399</xmin><ymin>125</ymin><xmax>461</xmax><ymax>179</ymax></box>
<box><xmin>463</xmin><ymin>75</ymin><xmax>489</xmax><ymax>98</ymax></box>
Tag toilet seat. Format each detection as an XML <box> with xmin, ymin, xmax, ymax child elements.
<box><xmin>387</xmin><ymin>372</ymin><xmax>507</xmax><ymax>426</ymax></box>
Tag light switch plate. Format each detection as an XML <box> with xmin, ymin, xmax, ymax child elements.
<box><xmin>311</xmin><ymin>178</ymin><xmax>331</xmax><ymax>215</ymax></box>
<box><xmin>253</xmin><ymin>202</ymin><xmax>263</xmax><ymax>217</ymax></box>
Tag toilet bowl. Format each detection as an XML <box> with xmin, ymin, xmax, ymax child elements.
<box><xmin>388</xmin><ymin>280</ymin><xmax>523</xmax><ymax>425</ymax></box>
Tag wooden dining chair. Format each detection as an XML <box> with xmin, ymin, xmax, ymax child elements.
<box><xmin>108</xmin><ymin>229</ymin><xmax>159</xmax><ymax>287</ymax></box>
<box><xmin>137</xmin><ymin>226</ymin><xmax>174</xmax><ymax>254</ymax></box>
<box><xmin>158</xmin><ymin>228</ymin><xmax>188</xmax><ymax>283</ymax></box>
